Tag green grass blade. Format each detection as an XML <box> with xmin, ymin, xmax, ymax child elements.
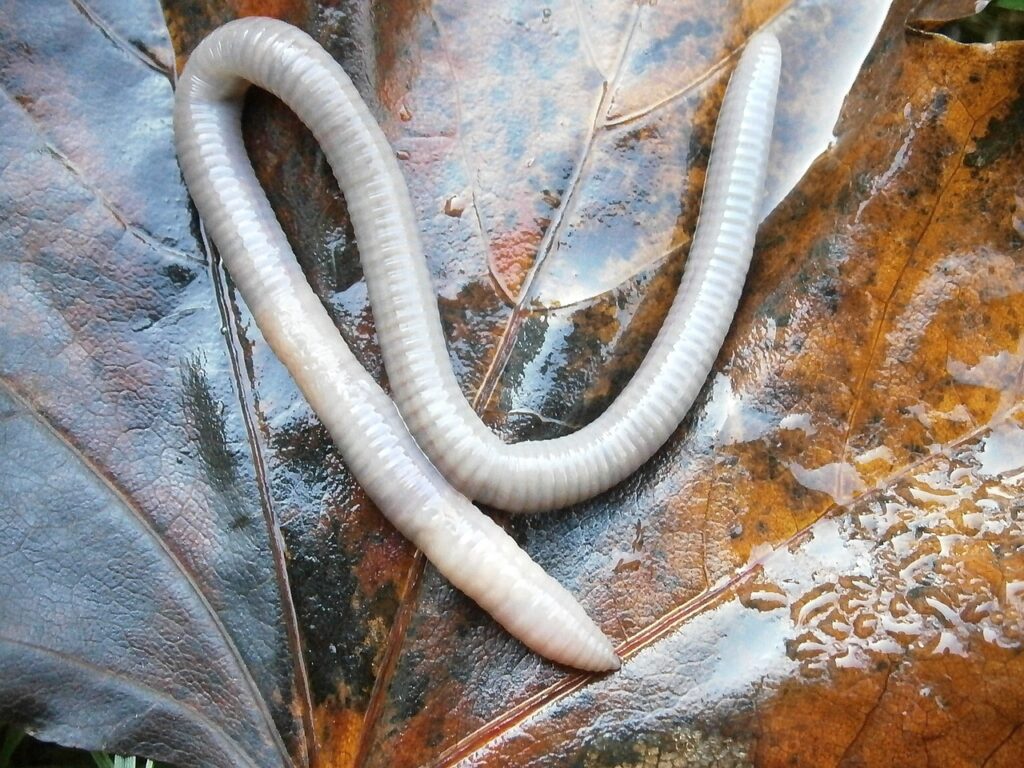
<box><xmin>0</xmin><ymin>727</ymin><xmax>26</xmax><ymax>768</ymax></box>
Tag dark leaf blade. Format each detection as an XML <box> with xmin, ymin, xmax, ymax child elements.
<box><xmin>0</xmin><ymin>385</ymin><xmax>286</xmax><ymax>768</ymax></box>
<box><xmin>0</xmin><ymin>0</ymin><xmax>306</xmax><ymax>763</ymax></box>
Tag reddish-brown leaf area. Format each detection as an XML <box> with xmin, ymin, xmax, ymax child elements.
<box><xmin>3</xmin><ymin>0</ymin><xmax>1024</xmax><ymax>767</ymax></box>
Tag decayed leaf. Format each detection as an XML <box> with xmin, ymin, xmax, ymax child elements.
<box><xmin>3</xmin><ymin>0</ymin><xmax>1024</xmax><ymax>766</ymax></box>
<box><xmin>354</xmin><ymin>2</ymin><xmax>1024</xmax><ymax>766</ymax></box>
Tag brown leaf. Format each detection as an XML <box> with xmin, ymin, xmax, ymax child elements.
<box><xmin>4</xmin><ymin>0</ymin><xmax>1024</xmax><ymax>766</ymax></box>
<box><xmin>325</xmin><ymin>2</ymin><xmax>1024</xmax><ymax>765</ymax></box>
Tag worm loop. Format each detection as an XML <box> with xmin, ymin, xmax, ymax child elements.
<box><xmin>173</xmin><ymin>16</ymin><xmax>780</xmax><ymax>668</ymax></box>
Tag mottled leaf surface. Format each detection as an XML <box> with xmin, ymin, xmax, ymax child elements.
<box><xmin>4</xmin><ymin>0</ymin><xmax>1024</xmax><ymax>766</ymax></box>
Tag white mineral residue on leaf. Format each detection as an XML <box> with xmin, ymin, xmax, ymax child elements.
<box><xmin>960</xmin><ymin>509</ymin><xmax>987</xmax><ymax>531</ymax></box>
<box><xmin>931</xmin><ymin>630</ymin><xmax>966</xmax><ymax>656</ymax></box>
<box><xmin>739</xmin><ymin>587</ymin><xmax>788</xmax><ymax>612</ymax></box>
<box><xmin>696</xmin><ymin>373</ymin><xmax>780</xmax><ymax>447</ymax></box>
<box><xmin>948</xmin><ymin>340</ymin><xmax>1024</xmax><ymax>412</ymax></box>
<box><xmin>854</xmin><ymin>444</ymin><xmax>894</xmax><ymax>466</ymax></box>
<box><xmin>906</xmin><ymin>403</ymin><xmax>932</xmax><ymax>429</ymax></box>
<box><xmin>786</xmin><ymin>459</ymin><xmax>866</xmax><ymax>506</ymax></box>
<box><xmin>1006</xmin><ymin>581</ymin><xmax>1024</xmax><ymax>607</ymax></box>
<box><xmin>854</xmin><ymin>113</ymin><xmax>915</xmax><ymax>225</ymax></box>
<box><xmin>610</xmin><ymin>594</ymin><xmax>797</xmax><ymax>724</ymax></box>
<box><xmin>852</xmin><ymin>499</ymin><xmax>902</xmax><ymax>539</ymax></box>
<box><xmin>887</xmin><ymin>260</ymin><xmax>1021</xmax><ymax>385</ymax></box>
<box><xmin>907</xmin><ymin>484</ymin><xmax>960</xmax><ymax>508</ymax></box>
<box><xmin>976</xmin><ymin>419</ymin><xmax>1024</xmax><ymax>481</ymax></box>
<box><xmin>739</xmin><ymin>418</ymin><xmax>1024</xmax><ymax>674</ymax></box>
<box><xmin>986</xmin><ymin>485</ymin><xmax>1015</xmax><ymax>499</ymax></box>
<box><xmin>795</xmin><ymin>516</ymin><xmax>867</xmax><ymax>573</ymax></box>
<box><xmin>907</xmin><ymin>402</ymin><xmax>974</xmax><ymax>431</ymax></box>
<box><xmin>792</xmin><ymin>584</ymin><xmax>839</xmax><ymax>627</ymax></box>
<box><xmin>945</xmin><ymin>403</ymin><xmax>973</xmax><ymax>422</ymax></box>
<box><xmin>778</xmin><ymin>411</ymin><xmax>816</xmax><ymax>436</ymax></box>
<box><xmin>949</xmin><ymin>348</ymin><xmax>1023</xmax><ymax>384</ymax></box>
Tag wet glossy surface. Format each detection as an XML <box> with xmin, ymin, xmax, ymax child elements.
<box><xmin>4</xmin><ymin>0</ymin><xmax>1024</xmax><ymax>765</ymax></box>
<box><xmin>0</xmin><ymin>0</ymin><xmax>302</xmax><ymax>763</ymax></box>
<box><xmin>351</xmin><ymin>1</ymin><xmax>1024</xmax><ymax>765</ymax></box>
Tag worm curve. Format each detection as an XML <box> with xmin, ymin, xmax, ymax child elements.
<box><xmin>174</xmin><ymin>17</ymin><xmax>780</xmax><ymax>671</ymax></box>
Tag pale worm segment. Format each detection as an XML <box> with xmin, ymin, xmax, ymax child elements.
<box><xmin>173</xmin><ymin>17</ymin><xmax>780</xmax><ymax>670</ymax></box>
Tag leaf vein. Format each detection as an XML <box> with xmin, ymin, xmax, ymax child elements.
<box><xmin>67</xmin><ymin>0</ymin><xmax>174</xmax><ymax>81</ymax></box>
<box><xmin>200</xmin><ymin>222</ymin><xmax>317</xmax><ymax>767</ymax></box>
<box><xmin>0</xmin><ymin>376</ymin><xmax>291</xmax><ymax>766</ymax></box>
<box><xmin>0</xmin><ymin>635</ymin><xmax>264</xmax><ymax>768</ymax></box>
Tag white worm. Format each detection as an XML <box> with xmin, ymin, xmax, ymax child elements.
<box><xmin>374</xmin><ymin>29</ymin><xmax>783</xmax><ymax>514</ymax></box>
<box><xmin>173</xmin><ymin>17</ymin><xmax>779</xmax><ymax>670</ymax></box>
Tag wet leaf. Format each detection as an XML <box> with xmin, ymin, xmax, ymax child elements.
<box><xmin>0</xmin><ymin>1</ymin><xmax>307</xmax><ymax>765</ymax></box>
<box><xmin>4</xmin><ymin>0</ymin><xmax>1024</xmax><ymax>767</ymax></box>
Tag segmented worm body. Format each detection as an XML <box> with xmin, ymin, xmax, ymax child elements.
<box><xmin>174</xmin><ymin>17</ymin><xmax>780</xmax><ymax>670</ymax></box>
